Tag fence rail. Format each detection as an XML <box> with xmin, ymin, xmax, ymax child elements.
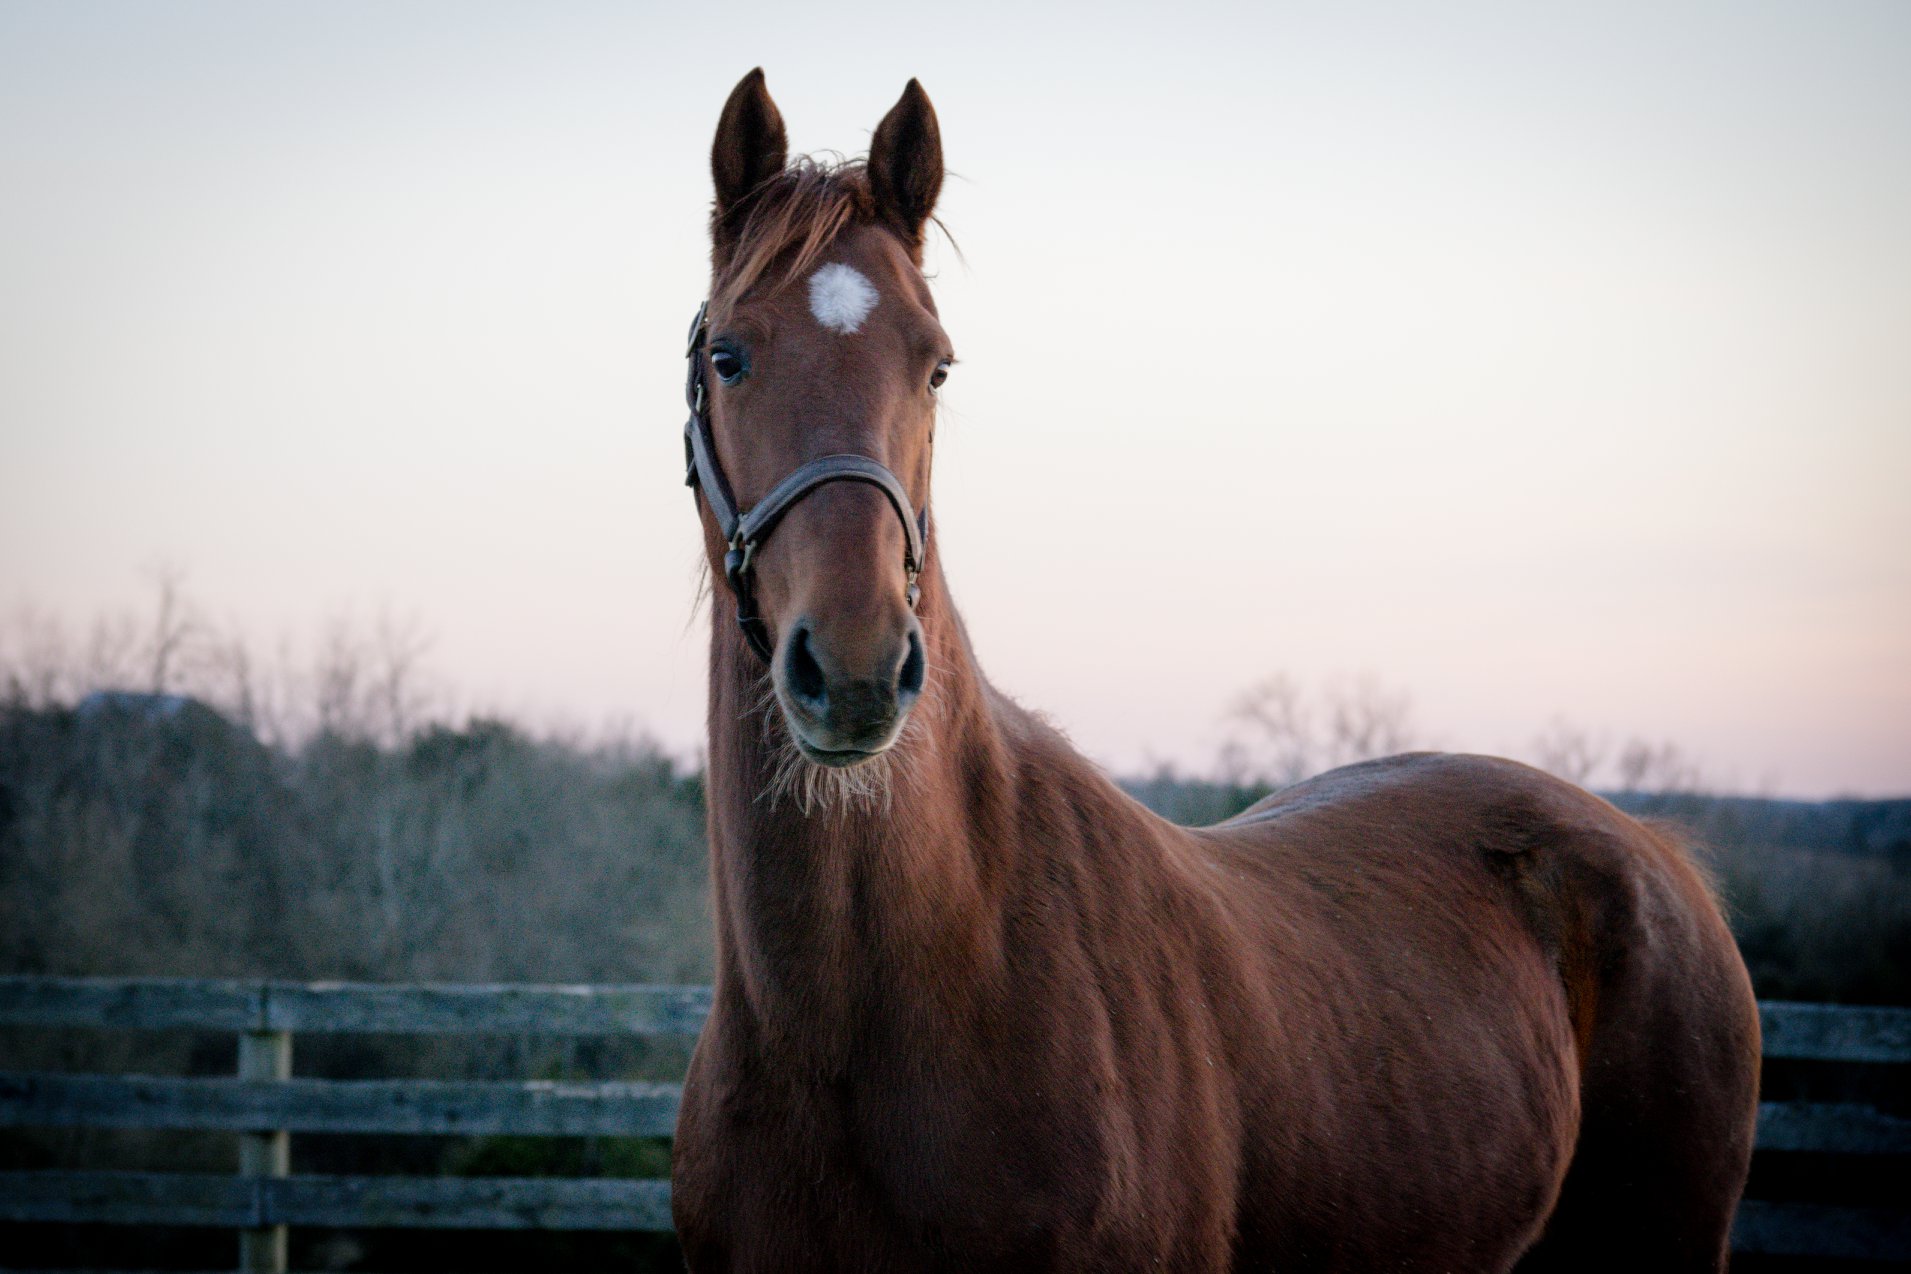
<box><xmin>0</xmin><ymin>1072</ymin><xmax>683</xmax><ymax>1138</ymax></box>
<box><xmin>0</xmin><ymin>978</ymin><xmax>713</xmax><ymax>1037</ymax></box>
<box><xmin>2</xmin><ymin>977</ymin><xmax>1907</xmax><ymax>1269</ymax></box>
<box><xmin>0</xmin><ymin>1170</ymin><xmax>674</xmax><ymax>1232</ymax></box>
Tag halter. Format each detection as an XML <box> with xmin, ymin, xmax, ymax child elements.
<box><xmin>683</xmin><ymin>301</ymin><xmax>928</xmax><ymax>664</ymax></box>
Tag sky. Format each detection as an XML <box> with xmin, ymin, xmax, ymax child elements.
<box><xmin>2</xmin><ymin>2</ymin><xmax>1907</xmax><ymax>796</ymax></box>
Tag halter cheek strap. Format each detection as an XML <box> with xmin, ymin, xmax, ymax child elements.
<box><xmin>682</xmin><ymin>301</ymin><xmax>928</xmax><ymax>664</ymax></box>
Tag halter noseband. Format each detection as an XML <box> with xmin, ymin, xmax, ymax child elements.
<box><xmin>683</xmin><ymin>301</ymin><xmax>927</xmax><ymax>664</ymax></box>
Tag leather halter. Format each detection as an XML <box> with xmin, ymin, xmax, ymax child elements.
<box><xmin>683</xmin><ymin>302</ymin><xmax>927</xmax><ymax>664</ymax></box>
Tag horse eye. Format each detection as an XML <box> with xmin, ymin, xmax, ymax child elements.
<box><xmin>929</xmin><ymin>359</ymin><xmax>951</xmax><ymax>391</ymax></box>
<box><xmin>709</xmin><ymin>346</ymin><xmax>746</xmax><ymax>385</ymax></box>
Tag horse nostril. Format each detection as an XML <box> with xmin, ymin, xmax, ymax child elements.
<box><xmin>897</xmin><ymin>628</ymin><xmax>925</xmax><ymax>701</ymax></box>
<box><xmin>786</xmin><ymin>623</ymin><xmax>828</xmax><ymax>711</ymax></box>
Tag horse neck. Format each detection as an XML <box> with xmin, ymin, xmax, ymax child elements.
<box><xmin>703</xmin><ymin>557</ymin><xmax>1024</xmax><ymax>1058</ymax></box>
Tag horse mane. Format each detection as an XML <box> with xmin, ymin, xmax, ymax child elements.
<box><xmin>711</xmin><ymin>155</ymin><xmax>874</xmax><ymax>313</ymax></box>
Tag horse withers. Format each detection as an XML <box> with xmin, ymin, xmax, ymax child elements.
<box><xmin>668</xmin><ymin>68</ymin><xmax>1761</xmax><ymax>1273</ymax></box>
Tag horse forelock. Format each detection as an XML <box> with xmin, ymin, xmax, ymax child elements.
<box><xmin>711</xmin><ymin>156</ymin><xmax>873</xmax><ymax>315</ymax></box>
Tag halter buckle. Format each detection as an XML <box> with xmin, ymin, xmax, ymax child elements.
<box><xmin>723</xmin><ymin>533</ymin><xmax>756</xmax><ymax>590</ymax></box>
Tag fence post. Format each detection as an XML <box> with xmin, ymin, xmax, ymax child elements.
<box><xmin>237</xmin><ymin>1027</ymin><xmax>291</xmax><ymax>1274</ymax></box>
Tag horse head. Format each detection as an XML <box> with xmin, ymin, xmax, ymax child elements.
<box><xmin>688</xmin><ymin>69</ymin><xmax>951</xmax><ymax>769</ymax></box>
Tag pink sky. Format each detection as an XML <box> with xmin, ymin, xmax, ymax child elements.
<box><xmin>2</xmin><ymin>3</ymin><xmax>1907</xmax><ymax>796</ymax></box>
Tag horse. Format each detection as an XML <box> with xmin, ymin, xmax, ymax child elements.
<box><xmin>668</xmin><ymin>68</ymin><xmax>1761</xmax><ymax>1273</ymax></box>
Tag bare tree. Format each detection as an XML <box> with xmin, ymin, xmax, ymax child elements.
<box><xmin>1224</xmin><ymin>674</ymin><xmax>1314</xmax><ymax>788</ymax></box>
<box><xmin>312</xmin><ymin>618</ymin><xmax>370</xmax><ymax>740</ymax></box>
<box><xmin>1320</xmin><ymin>673</ymin><xmax>1415</xmax><ymax>771</ymax></box>
<box><xmin>142</xmin><ymin>563</ymin><xmax>203</xmax><ymax>695</ymax></box>
<box><xmin>1615</xmin><ymin>738</ymin><xmax>1703</xmax><ymax>795</ymax></box>
<box><xmin>0</xmin><ymin>606</ymin><xmax>73</xmax><ymax>707</ymax></box>
<box><xmin>81</xmin><ymin>611</ymin><xmax>142</xmax><ymax>691</ymax></box>
<box><xmin>1222</xmin><ymin>672</ymin><xmax>1419</xmax><ymax>789</ymax></box>
<box><xmin>1531</xmin><ymin>717</ymin><xmax>1608</xmax><ymax>786</ymax></box>
<box><xmin>204</xmin><ymin>624</ymin><xmax>260</xmax><ymax>735</ymax></box>
<box><xmin>371</xmin><ymin>608</ymin><xmax>436</xmax><ymax>745</ymax></box>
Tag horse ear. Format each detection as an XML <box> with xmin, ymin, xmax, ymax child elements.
<box><xmin>711</xmin><ymin>68</ymin><xmax>788</xmax><ymax>241</ymax></box>
<box><xmin>868</xmin><ymin>79</ymin><xmax>943</xmax><ymax>253</ymax></box>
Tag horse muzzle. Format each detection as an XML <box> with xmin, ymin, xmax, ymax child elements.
<box><xmin>776</xmin><ymin>616</ymin><xmax>925</xmax><ymax>765</ymax></box>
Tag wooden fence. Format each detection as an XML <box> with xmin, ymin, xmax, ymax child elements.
<box><xmin>1</xmin><ymin>977</ymin><xmax>1907</xmax><ymax>1270</ymax></box>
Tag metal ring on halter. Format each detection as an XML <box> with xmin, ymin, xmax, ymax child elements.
<box><xmin>681</xmin><ymin>300</ymin><xmax>930</xmax><ymax>664</ymax></box>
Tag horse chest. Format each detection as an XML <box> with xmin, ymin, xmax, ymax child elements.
<box><xmin>673</xmin><ymin>1033</ymin><xmax>1230</xmax><ymax>1272</ymax></box>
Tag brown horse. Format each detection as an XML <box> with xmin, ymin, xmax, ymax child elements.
<box><xmin>669</xmin><ymin>69</ymin><xmax>1760</xmax><ymax>1273</ymax></box>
